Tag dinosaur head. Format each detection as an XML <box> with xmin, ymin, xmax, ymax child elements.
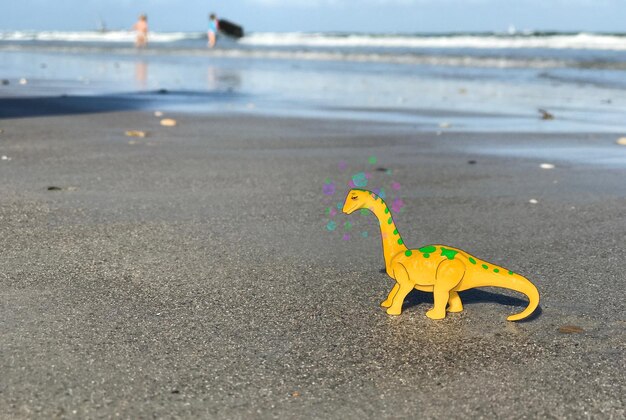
<box><xmin>342</xmin><ymin>189</ymin><xmax>372</xmax><ymax>214</ymax></box>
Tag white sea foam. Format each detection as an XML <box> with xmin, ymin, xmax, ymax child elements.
<box><xmin>3</xmin><ymin>30</ymin><xmax>626</xmax><ymax>71</ymax></box>
<box><xmin>0</xmin><ymin>42</ymin><xmax>573</xmax><ymax>69</ymax></box>
<box><xmin>209</xmin><ymin>49</ymin><xmax>568</xmax><ymax>68</ymax></box>
<box><xmin>2</xmin><ymin>30</ymin><xmax>626</xmax><ymax>51</ymax></box>
<box><xmin>0</xmin><ymin>30</ymin><xmax>200</xmax><ymax>43</ymax></box>
<box><xmin>240</xmin><ymin>32</ymin><xmax>626</xmax><ymax>51</ymax></box>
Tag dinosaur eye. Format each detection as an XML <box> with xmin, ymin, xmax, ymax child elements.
<box><xmin>351</xmin><ymin>196</ymin><xmax>358</xmax><ymax>200</ymax></box>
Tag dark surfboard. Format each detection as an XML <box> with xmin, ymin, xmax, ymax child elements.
<box><xmin>218</xmin><ymin>19</ymin><xmax>244</xmax><ymax>38</ymax></box>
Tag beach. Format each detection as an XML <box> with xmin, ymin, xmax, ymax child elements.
<box><xmin>1</xmin><ymin>34</ymin><xmax>625</xmax><ymax>418</ymax></box>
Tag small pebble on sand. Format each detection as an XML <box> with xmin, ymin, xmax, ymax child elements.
<box><xmin>19</xmin><ymin>78</ymin><xmax>28</xmax><ymax>85</ymax></box>
<box><xmin>125</xmin><ymin>130</ymin><xmax>147</xmax><ymax>137</ymax></box>
<box><xmin>154</xmin><ymin>111</ymin><xmax>164</xmax><ymax>117</ymax></box>
<box><xmin>538</xmin><ymin>109</ymin><xmax>554</xmax><ymax>120</ymax></box>
<box><xmin>540</xmin><ymin>163</ymin><xmax>555</xmax><ymax>169</ymax></box>
<box><xmin>529</xmin><ymin>199</ymin><xmax>538</xmax><ymax>204</ymax></box>
<box><xmin>1</xmin><ymin>155</ymin><xmax>11</xmax><ymax>161</ymax></box>
<box><xmin>558</xmin><ymin>325</ymin><xmax>584</xmax><ymax>334</ymax></box>
<box><xmin>439</xmin><ymin>122</ymin><xmax>451</xmax><ymax>128</ymax></box>
<box><xmin>616</xmin><ymin>137</ymin><xmax>626</xmax><ymax>146</ymax></box>
<box><xmin>160</xmin><ymin>118</ymin><xmax>177</xmax><ymax>127</ymax></box>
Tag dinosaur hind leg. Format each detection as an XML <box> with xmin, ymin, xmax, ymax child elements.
<box><xmin>447</xmin><ymin>291</ymin><xmax>464</xmax><ymax>313</ymax></box>
<box><xmin>426</xmin><ymin>259</ymin><xmax>465</xmax><ymax>320</ymax></box>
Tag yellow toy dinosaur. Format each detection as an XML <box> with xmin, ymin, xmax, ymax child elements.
<box><xmin>342</xmin><ymin>189</ymin><xmax>539</xmax><ymax>321</ymax></box>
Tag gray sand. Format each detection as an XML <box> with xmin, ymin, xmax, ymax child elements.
<box><xmin>0</xmin><ymin>110</ymin><xmax>624</xmax><ymax>418</ymax></box>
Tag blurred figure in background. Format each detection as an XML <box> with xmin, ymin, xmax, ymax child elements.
<box><xmin>208</xmin><ymin>13</ymin><xmax>219</xmax><ymax>48</ymax></box>
<box><xmin>133</xmin><ymin>14</ymin><xmax>148</xmax><ymax>48</ymax></box>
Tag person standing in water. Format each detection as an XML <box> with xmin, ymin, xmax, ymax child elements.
<box><xmin>208</xmin><ymin>13</ymin><xmax>219</xmax><ymax>48</ymax></box>
<box><xmin>133</xmin><ymin>14</ymin><xmax>148</xmax><ymax>48</ymax></box>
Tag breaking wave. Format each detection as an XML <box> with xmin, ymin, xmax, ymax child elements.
<box><xmin>240</xmin><ymin>31</ymin><xmax>626</xmax><ymax>51</ymax></box>
<box><xmin>0</xmin><ymin>30</ymin><xmax>203</xmax><ymax>43</ymax></box>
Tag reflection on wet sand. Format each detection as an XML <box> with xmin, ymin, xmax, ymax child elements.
<box><xmin>135</xmin><ymin>60</ymin><xmax>148</xmax><ymax>88</ymax></box>
<box><xmin>207</xmin><ymin>65</ymin><xmax>241</xmax><ymax>92</ymax></box>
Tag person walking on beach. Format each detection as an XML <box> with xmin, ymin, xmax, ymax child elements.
<box><xmin>133</xmin><ymin>14</ymin><xmax>149</xmax><ymax>48</ymax></box>
<box><xmin>208</xmin><ymin>13</ymin><xmax>219</xmax><ymax>48</ymax></box>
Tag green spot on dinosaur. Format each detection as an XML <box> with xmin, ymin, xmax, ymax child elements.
<box><xmin>405</xmin><ymin>250</ymin><xmax>412</xmax><ymax>257</ymax></box>
<box><xmin>393</xmin><ymin>229</ymin><xmax>398</xmax><ymax>235</ymax></box>
<box><xmin>384</xmin><ymin>207</ymin><xmax>389</xmax><ymax>214</ymax></box>
<box><xmin>423</xmin><ymin>253</ymin><xmax>430</xmax><ymax>258</ymax></box>
<box><xmin>440</xmin><ymin>247</ymin><xmax>459</xmax><ymax>260</ymax></box>
<box><xmin>493</xmin><ymin>268</ymin><xmax>500</xmax><ymax>273</ymax></box>
<box><xmin>469</xmin><ymin>257</ymin><xmax>476</xmax><ymax>265</ymax></box>
<box><xmin>482</xmin><ymin>264</ymin><xmax>488</xmax><ymax>270</ymax></box>
<box><xmin>397</xmin><ymin>238</ymin><xmax>403</xmax><ymax>245</ymax></box>
<box><xmin>419</xmin><ymin>245</ymin><xmax>436</xmax><ymax>253</ymax></box>
<box><xmin>508</xmin><ymin>270</ymin><xmax>514</xmax><ymax>275</ymax></box>
<box><xmin>360</xmin><ymin>208</ymin><xmax>369</xmax><ymax>215</ymax></box>
<box><xmin>387</xmin><ymin>217</ymin><xmax>392</xmax><ymax>224</ymax></box>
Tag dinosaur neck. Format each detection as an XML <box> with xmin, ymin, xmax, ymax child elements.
<box><xmin>367</xmin><ymin>195</ymin><xmax>408</xmax><ymax>269</ymax></box>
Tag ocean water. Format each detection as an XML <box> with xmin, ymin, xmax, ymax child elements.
<box><xmin>1</xmin><ymin>30</ymin><xmax>626</xmax><ymax>132</ymax></box>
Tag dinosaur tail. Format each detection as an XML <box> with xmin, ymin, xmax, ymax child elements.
<box><xmin>473</xmin><ymin>271</ymin><xmax>540</xmax><ymax>321</ymax></box>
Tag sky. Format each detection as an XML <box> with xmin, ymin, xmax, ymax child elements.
<box><xmin>2</xmin><ymin>0</ymin><xmax>626</xmax><ymax>33</ymax></box>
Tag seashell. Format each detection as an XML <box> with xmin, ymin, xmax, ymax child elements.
<box><xmin>160</xmin><ymin>118</ymin><xmax>177</xmax><ymax>127</ymax></box>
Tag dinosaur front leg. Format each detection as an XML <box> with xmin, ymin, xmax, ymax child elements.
<box><xmin>447</xmin><ymin>291</ymin><xmax>464</xmax><ymax>313</ymax></box>
<box><xmin>381</xmin><ymin>283</ymin><xmax>400</xmax><ymax>308</ymax></box>
<box><xmin>387</xmin><ymin>264</ymin><xmax>413</xmax><ymax>316</ymax></box>
<box><xmin>426</xmin><ymin>259</ymin><xmax>465</xmax><ymax>320</ymax></box>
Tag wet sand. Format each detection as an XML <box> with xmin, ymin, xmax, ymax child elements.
<box><xmin>0</xmin><ymin>106</ymin><xmax>625</xmax><ymax>418</ymax></box>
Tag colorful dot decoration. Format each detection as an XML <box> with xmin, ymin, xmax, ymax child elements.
<box><xmin>391</xmin><ymin>198</ymin><xmax>405</xmax><ymax>213</ymax></box>
<box><xmin>352</xmin><ymin>172</ymin><xmax>368</xmax><ymax>188</ymax></box>
<box><xmin>322</xmin><ymin>182</ymin><xmax>336</xmax><ymax>196</ymax></box>
<box><xmin>322</xmin><ymin>156</ymin><xmax>405</xmax><ymax>242</ymax></box>
<box><xmin>373</xmin><ymin>187</ymin><xmax>386</xmax><ymax>200</ymax></box>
